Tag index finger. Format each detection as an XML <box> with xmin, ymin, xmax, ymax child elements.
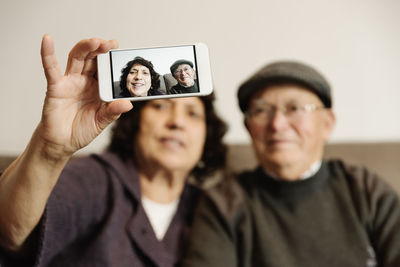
<box><xmin>87</xmin><ymin>39</ymin><xmax>119</xmax><ymax>60</ymax></box>
<box><xmin>65</xmin><ymin>38</ymin><xmax>103</xmax><ymax>75</ymax></box>
<box><xmin>82</xmin><ymin>39</ymin><xmax>119</xmax><ymax>76</ymax></box>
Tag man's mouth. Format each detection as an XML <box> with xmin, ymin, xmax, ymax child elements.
<box><xmin>267</xmin><ymin>139</ymin><xmax>292</xmax><ymax>145</ymax></box>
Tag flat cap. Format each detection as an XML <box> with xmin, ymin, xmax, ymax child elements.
<box><xmin>237</xmin><ymin>61</ymin><xmax>332</xmax><ymax>113</ymax></box>
<box><xmin>170</xmin><ymin>59</ymin><xmax>194</xmax><ymax>75</ymax></box>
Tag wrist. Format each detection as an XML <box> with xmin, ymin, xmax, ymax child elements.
<box><xmin>28</xmin><ymin>126</ymin><xmax>73</xmax><ymax>166</ymax></box>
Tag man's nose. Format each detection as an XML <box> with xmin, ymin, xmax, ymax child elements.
<box><xmin>268</xmin><ymin>109</ymin><xmax>290</xmax><ymax>131</ymax></box>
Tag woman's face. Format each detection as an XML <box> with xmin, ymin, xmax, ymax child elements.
<box><xmin>135</xmin><ymin>97</ymin><xmax>207</xmax><ymax>175</ymax></box>
<box><xmin>126</xmin><ymin>64</ymin><xmax>152</xmax><ymax>96</ymax></box>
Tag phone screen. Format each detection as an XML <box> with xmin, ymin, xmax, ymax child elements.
<box><xmin>109</xmin><ymin>45</ymin><xmax>200</xmax><ymax>99</ymax></box>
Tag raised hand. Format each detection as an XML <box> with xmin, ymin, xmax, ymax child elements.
<box><xmin>0</xmin><ymin>36</ymin><xmax>133</xmax><ymax>253</ymax></box>
<box><xmin>39</xmin><ymin>35</ymin><xmax>132</xmax><ymax>159</ymax></box>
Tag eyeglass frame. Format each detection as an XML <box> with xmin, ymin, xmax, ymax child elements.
<box><xmin>245</xmin><ymin>101</ymin><xmax>327</xmax><ymax>123</ymax></box>
<box><xmin>173</xmin><ymin>66</ymin><xmax>194</xmax><ymax>76</ymax></box>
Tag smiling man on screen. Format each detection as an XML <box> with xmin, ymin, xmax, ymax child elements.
<box><xmin>168</xmin><ymin>59</ymin><xmax>198</xmax><ymax>94</ymax></box>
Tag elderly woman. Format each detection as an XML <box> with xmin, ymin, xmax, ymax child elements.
<box><xmin>117</xmin><ymin>56</ymin><xmax>165</xmax><ymax>97</ymax></box>
<box><xmin>0</xmin><ymin>36</ymin><xmax>227</xmax><ymax>267</ymax></box>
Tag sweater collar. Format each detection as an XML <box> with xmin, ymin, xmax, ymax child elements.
<box><xmin>256</xmin><ymin>161</ymin><xmax>330</xmax><ymax>200</ymax></box>
<box><xmin>263</xmin><ymin>160</ymin><xmax>322</xmax><ymax>180</ymax></box>
<box><xmin>93</xmin><ymin>153</ymin><xmax>141</xmax><ymax>200</ymax></box>
<box><xmin>92</xmin><ymin>153</ymin><xmax>200</xmax><ymax>204</ymax></box>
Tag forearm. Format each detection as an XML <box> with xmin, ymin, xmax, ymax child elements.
<box><xmin>0</xmin><ymin>127</ymin><xmax>71</xmax><ymax>252</ymax></box>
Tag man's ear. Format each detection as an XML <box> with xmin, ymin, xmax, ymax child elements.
<box><xmin>322</xmin><ymin>109</ymin><xmax>336</xmax><ymax>142</ymax></box>
<box><xmin>244</xmin><ymin>116</ymin><xmax>258</xmax><ymax>140</ymax></box>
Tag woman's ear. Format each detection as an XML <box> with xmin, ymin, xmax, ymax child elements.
<box><xmin>244</xmin><ymin>117</ymin><xmax>250</xmax><ymax>131</ymax></box>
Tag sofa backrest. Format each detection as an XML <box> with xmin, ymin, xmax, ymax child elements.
<box><xmin>163</xmin><ymin>73</ymin><xmax>178</xmax><ymax>90</ymax></box>
<box><xmin>1</xmin><ymin>142</ymin><xmax>399</xmax><ymax>192</ymax></box>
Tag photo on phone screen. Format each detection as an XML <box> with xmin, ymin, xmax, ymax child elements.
<box><xmin>97</xmin><ymin>43</ymin><xmax>213</xmax><ymax>102</ymax></box>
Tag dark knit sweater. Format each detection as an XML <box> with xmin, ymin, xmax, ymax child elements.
<box><xmin>182</xmin><ymin>160</ymin><xmax>400</xmax><ymax>267</ymax></box>
<box><xmin>167</xmin><ymin>81</ymin><xmax>198</xmax><ymax>94</ymax></box>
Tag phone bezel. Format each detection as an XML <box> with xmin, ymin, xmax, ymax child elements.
<box><xmin>97</xmin><ymin>43</ymin><xmax>213</xmax><ymax>102</ymax></box>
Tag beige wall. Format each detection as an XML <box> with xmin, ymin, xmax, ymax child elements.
<box><xmin>1</xmin><ymin>0</ymin><xmax>400</xmax><ymax>155</ymax></box>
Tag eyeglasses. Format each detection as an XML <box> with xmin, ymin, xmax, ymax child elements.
<box><xmin>246</xmin><ymin>102</ymin><xmax>325</xmax><ymax>123</ymax></box>
<box><xmin>174</xmin><ymin>67</ymin><xmax>193</xmax><ymax>75</ymax></box>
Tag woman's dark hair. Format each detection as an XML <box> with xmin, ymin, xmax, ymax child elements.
<box><xmin>107</xmin><ymin>93</ymin><xmax>228</xmax><ymax>183</ymax></box>
<box><xmin>119</xmin><ymin>56</ymin><xmax>161</xmax><ymax>96</ymax></box>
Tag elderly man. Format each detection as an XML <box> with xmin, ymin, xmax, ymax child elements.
<box><xmin>182</xmin><ymin>61</ymin><xmax>400</xmax><ymax>267</ymax></box>
<box><xmin>168</xmin><ymin>59</ymin><xmax>198</xmax><ymax>94</ymax></box>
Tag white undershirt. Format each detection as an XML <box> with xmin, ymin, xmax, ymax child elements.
<box><xmin>141</xmin><ymin>196</ymin><xmax>180</xmax><ymax>240</ymax></box>
<box><xmin>300</xmin><ymin>160</ymin><xmax>322</xmax><ymax>179</ymax></box>
<box><xmin>263</xmin><ymin>160</ymin><xmax>322</xmax><ymax>180</ymax></box>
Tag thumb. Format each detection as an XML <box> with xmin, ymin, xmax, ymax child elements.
<box><xmin>96</xmin><ymin>100</ymin><xmax>133</xmax><ymax>130</ymax></box>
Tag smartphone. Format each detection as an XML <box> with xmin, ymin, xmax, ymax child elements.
<box><xmin>97</xmin><ymin>43</ymin><xmax>213</xmax><ymax>102</ymax></box>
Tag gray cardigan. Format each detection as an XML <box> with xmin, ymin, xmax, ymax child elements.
<box><xmin>0</xmin><ymin>153</ymin><xmax>201</xmax><ymax>267</ymax></box>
